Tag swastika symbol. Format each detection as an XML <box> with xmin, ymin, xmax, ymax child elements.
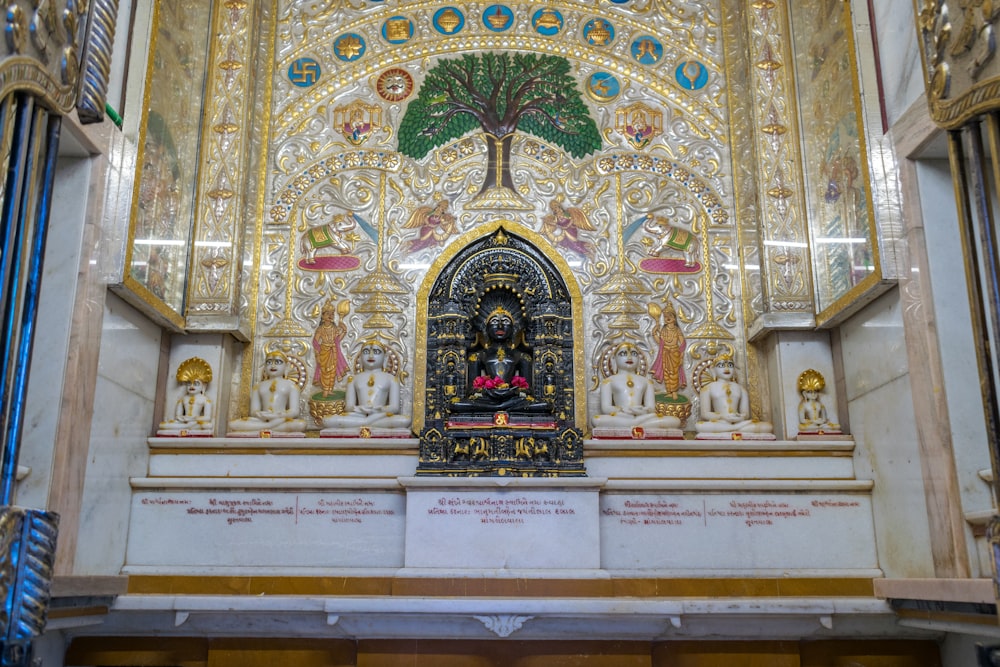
<box><xmin>289</xmin><ymin>58</ymin><xmax>320</xmax><ymax>87</ymax></box>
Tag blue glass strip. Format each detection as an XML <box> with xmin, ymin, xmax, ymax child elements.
<box><xmin>0</xmin><ymin>113</ymin><xmax>60</xmax><ymax>505</ymax></box>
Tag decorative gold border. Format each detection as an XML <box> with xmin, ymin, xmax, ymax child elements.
<box><xmin>126</xmin><ymin>574</ymin><xmax>876</xmax><ymax>598</ymax></box>
<box><xmin>186</xmin><ymin>0</ymin><xmax>255</xmax><ymax>320</ymax></box>
<box><xmin>274</xmin><ymin>4</ymin><xmax>725</xmax><ymax>142</ymax></box>
<box><xmin>413</xmin><ymin>220</ymin><xmax>587</xmax><ymax>433</ymax></box>
<box><xmin>747</xmin><ymin>0</ymin><xmax>814</xmax><ymax>314</ymax></box>
<box><xmin>238</xmin><ymin>2</ymin><xmax>279</xmax><ymax>413</ymax></box>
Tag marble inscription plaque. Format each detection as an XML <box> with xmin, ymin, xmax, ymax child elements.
<box><xmin>127</xmin><ymin>490</ymin><xmax>406</xmax><ymax>568</ymax></box>
<box><xmin>600</xmin><ymin>493</ymin><xmax>877</xmax><ymax>571</ymax></box>
<box><xmin>404</xmin><ymin>486</ymin><xmax>601</xmax><ymax>570</ymax></box>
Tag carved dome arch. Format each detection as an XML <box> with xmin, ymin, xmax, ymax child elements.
<box><xmin>413</xmin><ymin>220</ymin><xmax>586</xmax><ymax>433</ymax></box>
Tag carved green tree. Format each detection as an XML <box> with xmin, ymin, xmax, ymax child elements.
<box><xmin>399</xmin><ymin>52</ymin><xmax>602</xmax><ymax>202</ymax></box>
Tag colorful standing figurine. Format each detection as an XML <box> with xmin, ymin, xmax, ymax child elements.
<box><xmin>157</xmin><ymin>357</ymin><xmax>214</xmax><ymax>436</ymax></box>
<box><xmin>796</xmin><ymin>369</ymin><xmax>841</xmax><ymax>435</ymax></box>
<box><xmin>312</xmin><ymin>298</ymin><xmax>350</xmax><ymax>398</ymax></box>
<box><xmin>649</xmin><ymin>300</ymin><xmax>686</xmax><ymax>400</ymax></box>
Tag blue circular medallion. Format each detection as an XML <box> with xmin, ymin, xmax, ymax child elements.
<box><xmin>288</xmin><ymin>58</ymin><xmax>320</xmax><ymax>87</ymax></box>
<box><xmin>482</xmin><ymin>5</ymin><xmax>514</xmax><ymax>32</ymax></box>
<box><xmin>531</xmin><ymin>8</ymin><xmax>563</xmax><ymax>36</ymax></box>
<box><xmin>433</xmin><ymin>7</ymin><xmax>465</xmax><ymax>35</ymax></box>
<box><xmin>333</xmin><ymin>33</ymin><xmax>366</xmax><ymax>62</ymax></box>
<box><xmin>584</xmin><ymin>18</ymin><xmax>615</xmax><ymax>46</ymax></box>
<box><xmin>631</xmin><ymin>36</ymin><xmax>663</xmax><ymax>65</ymax></box>
<box><xmin>586</xmin><ymin>72</ymin><xmax>621</xmax><ymax>102</ymax></box>
<box><xmin>675</xmin><ymin>61</ymin><xmax>709</xmax><ymax>90</ymax></box>
<box><xmin>382</xmin><ymin>16</ymin><xmax>413</xmax><ymax>44</ymax></box>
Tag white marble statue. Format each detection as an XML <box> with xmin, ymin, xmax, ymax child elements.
<box><xmin>157</xmin><ymin>357</ymin><xmax>214</xmax><ymax>436</ymax></box>
<box><xmin>797</xmin><ymin>368</ymin><xmax>841</xmax><ymax>435</ymax></box>
<box><xmin>321</xmin><ymin>339</ymin><xmax>411</xmax><ymax>435</ymax></box>
<box><xmin>695</xmin><ymin>353</ymin><xmax>774</xmax><ymax>439</ymax></box>
<box><xmin>228</xmin><ymin>350</ymin><xmax>306</xmax><ymax>435</ymax></box>
<box><xmin>591</xmin><ymin>342</ymin><xmax>682</xmax><ymax>437</ymax></box>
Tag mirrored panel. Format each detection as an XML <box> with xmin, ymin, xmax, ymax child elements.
<box><xmin>788</xmin><ymin>0</ymin><xmax>881</xmax><ymax>322</ymax></box>
<box><xmin>123</xmin><ymin>0</ymin><xmax>214</xmax><ymax>327</ymax></box>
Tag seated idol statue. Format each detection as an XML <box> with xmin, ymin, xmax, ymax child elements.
<box><xmin>695</xmin><ymin>353</ymin><xmax>774</xmax><ymax>439</ymax></box>
<box><xmin>591</xmin><ymin>342</ymin><xmax>681</xmax><ymax>437</ymax></box>
<box><xmin>796</xmin><ymin>368</ymin><xmax>841</xmax><ymax>435</ymax></box>
<box><xmin>158</xmin><ymin>357</ymin><xmax>214</xmax><ymax>436</ymax></box>
<box><xmin>321</xmin><ymin>338</ymin><xmax>411</xmax><ymax>435</ymax></box>
<box><xmin>449</xmin><ymin>289</ymin><xmax>551</xmax><ymax>414</ymax></box>
<box><xmin>228</xmin><ymin>350</ymin><xmax>307</xmax><ymax>435</ymax></box>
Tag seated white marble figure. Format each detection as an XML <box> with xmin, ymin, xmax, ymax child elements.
<box><xmin>796</xmin><ymin>368</ymin><xmax>841</xmax><ymax>434</ymax></box>
<box><xmin>591</xmin><ymin>342</ymin><xmax>681</xmax><ymax>432</ymax></box>
<box><xmin>695</xmin><ymin>354</ymin><xmax>773</xmax><ymax>436</ymax></box>
<box><xmin>158</xmin><ymin>357</ymin><xmax>214</xmax><ymax>435</ymax></box>
<box><xmin>228</xmin><ymin>351</ymin><xmax>306</xmax><ymax>434</ymax></box>
<box><xmin>322</xmin><ymin>340</ymin><xmax>411</xmax><ymax>432</ymax></box>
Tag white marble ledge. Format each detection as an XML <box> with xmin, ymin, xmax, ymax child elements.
<box><xmin>148</xmin><ymin>437</ymin><xmax>420</xmax><ymax>450</ymax></box>
<box><xmin>398</xmin><ymin>476</ymin><xmax>607</xmax><ymax>489</ymax></box>
<box><xmin>979</xmin><ymin>468</ymin><xmax>993</xmax><ymax>483</ymax></box>
<box><xmin>129</xmin><ymin>477</ymin><xmax>404</xmax><ymax>490</ymax></box>
<box><xmin>964</xmin><ymin>509</ymin><xmax>996</xmax><ymax>526</ymax></box>
<box><xmin>873</xmin><ymin>578</ymin><xmax>995</xmax><ymax>604</ymax></box>
<box><xmin>112</xmin><ymin>594</ymin><xmax>891</xmax><ymax>617</ymax></box>
<box><xmin>601</xmin><ymin>479</ymin><xmax>874</xmax><ymax>492</ymax></box>
<box><xmin>584</xmin><ymin>438</ymin><xmax>854</xmax><ymax>453</ymax></box>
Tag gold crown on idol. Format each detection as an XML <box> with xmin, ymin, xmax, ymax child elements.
<box><xmin>486</xmin><ymin>305</ymin><xmax>515</xmax><ymax>322</ymax></box>
<box><xmin>482</xmin><ymin>272</ymin><xmax>519</xmax><ymax>288</ymax></box>
<box><xmin>797</xmin><ymin>368</ymin><xmax>826</xmax><ymax>392</ymax></box>
<box><xmin>176</xmin><ymin>357</ymin><xmax>212</xmax><ymax>384</ymax></box>
<box><xmin>265</xmin><ymin>349</ymin><xmax>288</xmax><ymax>362</ymax></box>
<box><xmin>358</xmin><ymin>334</ymin><xmax>389</xmax><ymax>350</ymax></box>
<box><xmin>713</xmin><ymin>351</ymin><xmax>734</xmax><ymax>363</ymax></box>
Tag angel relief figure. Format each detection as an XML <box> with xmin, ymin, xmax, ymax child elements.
<box><xmin>402</xmin><ymin>196</ymin><xmax>458</xmax><ymax>253</ymax></box>
<box><xmin>541</xmin><ymin>197</ymin><xmax>595</xmax><ymax>257</ymax></box>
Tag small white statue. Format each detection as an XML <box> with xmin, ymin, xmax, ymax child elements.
<box><xmin>591</xmin><ymin>342</ymin><xmax>682</xmax><ymax>438</ymax></box>
<box><xmin>796</xmin><ymin>368</ymin><xmax>841</xmax><ymax>435</ymax></box>
<box><xmin>694</xmin><ymin>353</ymin><xmax>774</xmax><ymax>439</ymax></box>
<box><xmin>157</xmin><ymin>357</ymin><xmax>214</xmax><ymax>436</ymax></box>
<box><xmin>228</xmin><ymin>350</ymin><xmax>306</xmax><ymax>435</ymax></box>
<box><xmin>321</xmin><ymin>339</ymin><xmax>411</xmax><ymax>436</ymax></box>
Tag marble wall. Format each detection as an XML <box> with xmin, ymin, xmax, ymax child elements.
<box><xmin>916</xmin><ymin>159</ymin><xmax>994</xmax><ymax>537</ymax></box>
<box><xmin>18</xmin><ymin>155</ymin><xmax>94</xmax><ymax>511</ymax></box>
<box><xmin>858</xmin><ymin>0</ymin><xmax>925</xmax><ymax>130</ymax></box>
<box><xmin>73</xmin><ymin>292</ymin><xmax>162</xmax><ymax>574</ymax></box>
<box><xmin>840</xmin><ymin>288</ymin><xmax>936</xmax><ymax>578</ymax></box>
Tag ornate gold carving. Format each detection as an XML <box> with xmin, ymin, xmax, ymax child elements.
<box><xmin>742</xmin><ymin>0</ymin><xmax>814</xmax><ymax>316</ymax></box>
<box><xmin>185</xmin><ymin>0</ymin><xmax>257</xmax><ymax>323</ymax></box>
<box><xmin>919</xmin><ymin>0</ymin><xmax>1000</xmax><ymax>127</ymax></box>
<box><xmin>0</xmin><ymin>0</ymin><xmax>87</xmax><ymax>112</ymax></box>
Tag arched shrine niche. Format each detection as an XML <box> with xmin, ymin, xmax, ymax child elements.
<box><xmin>415</xmin><ymin>223</ymin><xmax>586</xmax><ymax>477</ymax></box>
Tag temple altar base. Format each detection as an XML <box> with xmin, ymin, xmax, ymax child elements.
<box><xmin>124</xmin><ymin>436</ymin><xmax>878</xmax><ymax>578</ymax></box>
